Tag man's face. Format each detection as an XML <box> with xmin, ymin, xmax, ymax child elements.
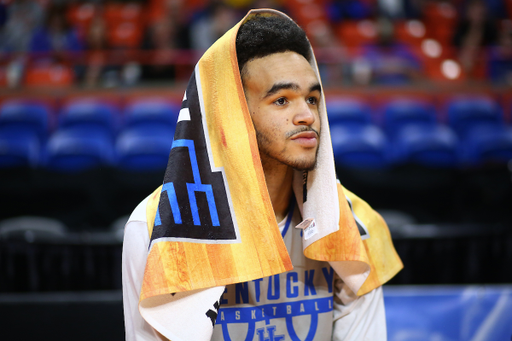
<box><xmin>243</xmin><ymin>51</ymin><xmax>322</xmax><ymax>171</ymax></box>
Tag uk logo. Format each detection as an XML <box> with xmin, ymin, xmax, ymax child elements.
<box><xmin>256</xmin><ymin>326</ymin><xmax>285</xmax><ymax>341</ymax></box>
<box><xmin>150</xmin><ymin>70</ymin><xmax>240</xmax><ymax>246</ymax></box>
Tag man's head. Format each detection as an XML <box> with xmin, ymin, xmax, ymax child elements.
<box><xmin>236</xmin><ymin>15</ymin><xmax>312</xmax><ymax>82</ymax></box>
<box><xmin>236</xmin><ymin>15</ymin><xmax>321</xmax><ymax>172</ymax></box>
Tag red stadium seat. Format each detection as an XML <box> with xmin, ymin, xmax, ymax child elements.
<box><xmin>24</xmin><ymin>64</ymin><xmax>74</xmax><ymax>87</ymax></box>
<box><xmin>103</xmin><ymin>3</ymin><xmax>145</xmax><ymax>49</ymax></box>
<box><xmin>395</xmin><ymin>20</ymin><xmax>427</xmax><ymax>47</ymax></box>
<box><xmin>104</xmin><ymin>3</ymin><xmax>144</xmax><ymax>26</ymax></box>
<box><xmin>107</xmin><ymin>21</ymin><xmax>144</xmax><ymax>49</ymax></box>
<box><xmin>67</xmin><ymin>3</ymin><xmax>98</xmax><ymax>29</ymax></box>
<box><xmin>336</xmin><ymin>20</ymin><xmax>377</xmax><ymax>47</ymax></box>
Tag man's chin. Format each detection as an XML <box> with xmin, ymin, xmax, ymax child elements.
<box><xmin>290</xmin><ymin>159</ymin><xmax>317</xmax><ymax>172</ymax></box>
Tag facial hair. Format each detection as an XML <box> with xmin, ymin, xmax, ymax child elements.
<box><xmin>256</xmin><ymin>126</ymin><xmax>320</xmax><ymax>172</ymax></box>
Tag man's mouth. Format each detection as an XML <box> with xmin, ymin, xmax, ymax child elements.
<box><xmin>289</xmin><ymin>130</ymin><xmax>319</xmax><ymax>147</ymax></box>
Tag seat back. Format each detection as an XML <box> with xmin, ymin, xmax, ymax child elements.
<box><xmin>326</xmin><ymin>97</ymin><xmax>372</xmax><ymax>128</ymax></box>
<box><xmin>123</xmin><ymin>98</ymin><xmax>180</xmax><ymax>131</ymax></box>
<box><xmin>331</xmin><ymin>124</ymin><xmax>389</xmax><ymax>168</ymax></box>
<box><xmin>0</xmin><ymin>100</ymin><xmax>52</xmax><ymax>141</ymax></box>
<box><xmin>116</xmin><ymin>126</ymin><xmax>174</xmax><ymax>171</ymax></box>
<box><xmin>59</xmin><ymin>99</ymin><xmax>120</xmax><ymax>137</ymax></box>
<box><xmin>44</xmin><ymin>127</ymin><xmax>115</xmax><ymax>172</ymax></box>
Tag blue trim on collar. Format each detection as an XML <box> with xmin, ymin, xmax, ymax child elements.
<box><xmin>281</xmin><ymin>198</ymin><xmax>295</xmax><ymax>238</ymax></box>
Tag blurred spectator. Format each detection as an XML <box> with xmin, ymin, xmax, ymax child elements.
<box><xmin>307</xmin><ymin>21</ymin><xmax>347</xmax><ymax>85</ymax></box>
<box><xmin>163</xmin><ymin>0</ymin><xmax>192</xmax><ymax>50</ymax></box>
<box><xmin>376</xmin><ymin>0</ymin><xmax>427</xmax><ymax>19</ymax></box>
<box><xmin>28</xmin><ymin>3</ymin><xmax>84</xmax><ymax>61</ymax></box>
<box><xmin>189</xmin><ymin>1</ymin><xmax>241</xmax><ymax>51</ymax></box>
<box><xmin>377</xmin><ymin>0</ymin><xmax>405</xmax><ymax>18</ymax></box>
<box><xmin>477</xmin><ymin>0</ymin><xmax>508</xmax><ymax>19</ymax></box>
<box><xmin>327</xmin><ymin>0</ymin><xmax>374</xmax><ymax>21</ymax></box>
<box><xmin>0</xmin><ymin>3</ymin><xmax>7</xmax><ymax>29</ymax></box>
<box><xmin>249</xmin><ymin>0</ymin><xmax>286</xmax><ymax>12</ymax></box>
<box><xmin>139</xmin><ymin>0</ymin><xmax>193</xmax><ymax>82</ymax></box>
<box><xmin>488</xmin><ymin>23</ymin><xmax>512</xmax><ymax>85</ymax></box>
<box><xmin>357</xmin><ymin>17</ymin><xmax>421</xmax><ymax>85</ymax></box>
<box><xmin>83</xmin><ymin>16</ymin><xmax>114</xmax><ymax>88</ymax></box>
<box><xmin>140</xmin><ymin>17</ymin><xmax>179</xmax><ymax>81</ymax></box>
<box><xmin>452</xmin><ymin>0</ymin><xmax>498</xmax><ymax>77</ymax></box>
<box><xmin>0</xmin><ymin>0</ymin><xmax>44</xmax><ymax>53</ymax></box>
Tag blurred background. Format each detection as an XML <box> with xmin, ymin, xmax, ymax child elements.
<box><xmin>0</xmin><ymin>0</ymin><xmax>511</xmax><ymax>340</ymax></box>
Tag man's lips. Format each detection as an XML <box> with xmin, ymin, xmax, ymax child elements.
<box><xmin>290</xmin><ymin>131</ymin><xmax>318</xmax><ymax>140</ymax></box>
<box><xmin>290</xmin><ymin>131</ymin><xmax>319</xmax><ymax>147</ymax></box>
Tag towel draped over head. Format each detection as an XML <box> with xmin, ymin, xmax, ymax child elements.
<box><xmin>138</xmin><ymin>8</ymin><xmax>402</xmax><ymax>340</ymax></box>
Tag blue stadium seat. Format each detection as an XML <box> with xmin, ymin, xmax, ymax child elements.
<box><xmin>390</xmin><ymin>124</ymin><xmax>459</xmax><ymax>167</ymax></box>
<box><xmin>460</xmin><ymin>125</ymin><xmax>512</xmax><ymax>165</ymax></box>
<box><xmin>116</xmin><ymin>126</ymin><xmax>174</xmax><ymax>171</ymax></box>
<box><xmin>382</xmin><ymin>98</ymin><xmax>437</xmax><ymax>136</ymax></box>
<box><xmin>0</xmin><ymin>129</ymin><xmax>40</xmax><ymax>168</ymax></box>
<box><xmin>44</xmin><ymin>127</ymin><xmax>115</xmax><ymax>172</ymax></box>
<box><xmin>58</xmin><ymin>99</ymin><xmax>120</xmax><ymax>137</ymax></box>
<box><xmin>326</xmin><ymin>97</ymin><xmax>372</xmax><ymax>128</ymax></box>
<box><xmin>447</xmin><ymin>97</ymin><xmax>503</xmax><ymax>137</ymax></box>
<box><xmin>331</xmin><ymin>124</ymin><xmax>389</xmax><ymax>168</ymax></box>
<box><xmin>123</xmin><ymin>98</ymin><xmax>180</xmax><ymax>131</ymax></box>
<box><xmin>0</xmin><ymin>100</ymin><xmax>52</xmax><ymax>141</ymax></box>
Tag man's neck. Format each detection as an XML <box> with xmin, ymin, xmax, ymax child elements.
<box><xmin>262</xmin><ymin>160</ymin><xmax>294</xmax><ymax>223</ymax></box>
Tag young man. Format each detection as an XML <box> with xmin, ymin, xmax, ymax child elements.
<box><xmin>122</xmin><ymin>9</ymin><xmax>402</xmax><ymax>341</ymax></box>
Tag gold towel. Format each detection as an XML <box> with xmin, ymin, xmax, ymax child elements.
<box><xmin>140</xmin><ymin>9</ymin><xmax>402</xmax><ymax>308</ymax></box>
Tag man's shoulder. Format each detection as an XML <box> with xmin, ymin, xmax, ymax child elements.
<box><xmin>127</xmin><ymin>194</ymin><xmax>153</xmax><ymax>225</ymax></box>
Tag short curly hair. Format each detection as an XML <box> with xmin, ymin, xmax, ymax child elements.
<box><xmin>236</xmin><ymin>14</ymin><xmax>311</xmax><ymax>81</ymax></box>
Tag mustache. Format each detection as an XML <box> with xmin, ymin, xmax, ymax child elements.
<box><xmin>286</xmin><ymin>126</ymin><xmax>320</xmax><ymax>139</ymax></box>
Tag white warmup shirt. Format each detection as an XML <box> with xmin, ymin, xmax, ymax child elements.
<box><xmin>122</xmin><ymin>196</ymin><xmax>388</xmax><ymax>341</ymax></box>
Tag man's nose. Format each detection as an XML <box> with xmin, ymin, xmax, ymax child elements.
<box><xmin>293</xmin><ymin>102</ymin><xmax>316</xmax><ymax>126</ymax></box>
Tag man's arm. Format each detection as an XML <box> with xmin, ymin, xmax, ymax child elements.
<box><xmin>122</xmin><ymin>202</ymin><xmax>168</xmax><ymax>341</ymax></box>
<box><xmin>332</xmin><ymin>272</ymin><xmax>387</xmax><ymax>341</ymax></box>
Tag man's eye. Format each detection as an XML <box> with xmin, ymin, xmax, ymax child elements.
<box><xmin>275</xmin><ymin>97</ymin><xmax>287</xmax><ymax>106</ymax></box>
<box><xmin>307</xmin><ymin>97</ymin><xmax>318</xmax><ymax>105</ymax></box>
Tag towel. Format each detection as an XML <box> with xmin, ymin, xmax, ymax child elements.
<box><xmin>138</xmin><ymin>9</ymin><xmax>403</xmax><ymax>340</ymax></box>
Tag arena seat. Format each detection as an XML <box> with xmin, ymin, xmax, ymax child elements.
<box><xmin>123</xmin><ymin>98</ymin><xmax>180</xmax><ymax>131</ymax></box>
<box><xmin>460</xmin><ymin>125</ymin><xmax>512</xmax><ymax>165</ymax></box>
<box><xmin>43</xmin><ymin>127</ymin><xmax>115</xmax><ymax>172</ymax></box>
<box><xmin>326</xmin><ymin>97</ymin><xmax>372</xmax><ymax>128</ymax></box>
<box><xmin>390</xmin><ymin>124</ymin><xmax>459</xmax><ymax>167</ymax></box>
<box><xmin>24</xmin><ymin>64</ymin><xmax>74</xmax><ymax>87</ymax></box>
<box><xmin>0</xmin><ymin>100</ymin><xmax>52</xmax><ymax>142</ymax></box>
<box><xmin>331</xmin><ymin>124</ymin><xmax>389</xmax><ymax>168</ymax></box>
<box><xmin>335</xmin><ymin>20</ymin><xmax>377</xmax><ymax>47</ymax></box>
<box><xmin>116</xmin><ymin>126</ymin><xmax>174</xmax><ymax>171</ymax></box>
<box><xmin>104</xmin><ymin>2</ymin><xmax>145</xmax><ymax>49</ymax></box>
<box><xmin>422</xmin><ymin>2</ymin><xmax>458</xmax><ymax>46</ymax></box>
<box><xmin>107</xmin><ymin>21</ymin><xmax>144</xmax><ymax>49</ymax></box>
<box><xmin>66</xmin><ymin>2</ymin><xmax>99</xmax><ymax>37</ymax></box>
<box><xmin>382</xmin><ymin>98</ymin><xmax>437</xmax><ymax>136</ymax></box>
<box><xmin>104</xmin><ymin>2</ymin><xmax>144</xmax><ymax>26</ymax></box>
<box><xmin>447</xmin><ymin>96</ymin><xmax>503</xmax><ymax>137</ymax></box>
<box><xmin>0</xmin><ymin>129</ymin><xmax>40</xmax><ymax>168</ymax></box>
<box><xmin>0</xmin><ymin>216</ymin><xmax>68</xmax><ymax>291</ymax></box>
<box><xmin>394</xmin><ymin>20</ymin><xmax>427</xmax><ymax>47</ymax></box>
<box><xmin>58</xmin><ymin>99</ymin><xmax>120</xmax><ymax>138</ymax></box>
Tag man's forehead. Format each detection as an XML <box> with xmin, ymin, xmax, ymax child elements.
<box><xmin>243</xmin><ymin>52</ymin><xmax>319</xmax><ymax>91</ymax></box>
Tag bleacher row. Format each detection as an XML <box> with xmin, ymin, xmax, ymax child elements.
<box><xmin>1</xmin><ymin>94</ymin><xmax>512</xmax><ymax>171</ymax></box>
<box><xmin>0</xmin><ymin>97</ymin><xmax>180</xmax><ymax>171</ymax></box>
<box><xmin>328</xmin><ymin>94</ymin><xmax>512</xmax><ymax>168</ymax></box>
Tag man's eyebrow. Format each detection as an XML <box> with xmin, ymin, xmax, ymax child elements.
<box><xmin>263</xmin><ymin>82</ymin><xmax>322</xmax><ymax>99</ymax></box>
<box><xmin>263</xmin><ymin>82</ymin><xmax>299</xmax><ymax>99</ymax></box>
<box><xmin>310</xmin><ymin>83</ymin><xmax>322</xmax><ymax>94</ymax></box>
